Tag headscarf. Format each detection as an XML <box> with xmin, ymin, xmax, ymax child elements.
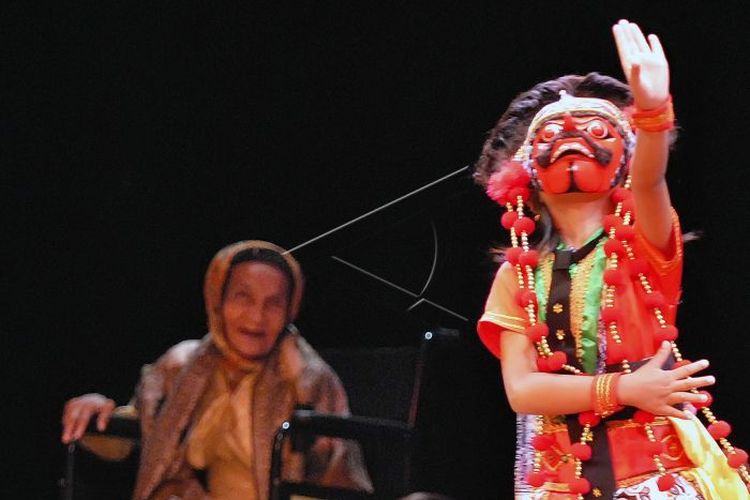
<box><xmin>203</xmin><ymin>240</ymin><xmax>304</xmax><ymax>371</ymax></box>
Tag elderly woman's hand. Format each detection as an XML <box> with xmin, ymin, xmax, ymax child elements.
<box><xmin>61</xmin><ymin>393</ymin><xmax>116</xmax><ymax>443</ymax></box>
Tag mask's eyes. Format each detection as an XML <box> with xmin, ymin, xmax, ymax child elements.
<box><xmin>586</xmin><ymin>120</ymin><xmax>610</xmax><ymax>139</ymax></box>
<box><xmin>540</xmin><ymin>123</ymin><xmax>562</xmax><ymax>142</ymax></box>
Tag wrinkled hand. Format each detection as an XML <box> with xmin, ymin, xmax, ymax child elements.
<box><xmin>61</xmin><ymin>393</ymin><xmax>115</xmax><ymax>443</ymax></box>
<box><xmin>618</xmin><ymin>341</ymin><xmax>714</xmax><ymax>419</ymax></box>
<box><xmin>612</xmin><ymin>19</ymin><xmax>670</xmax><ymax>110</ymax></box>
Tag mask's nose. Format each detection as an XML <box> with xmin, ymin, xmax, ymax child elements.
<box><xmin>562</xmin><ymin>112</ymin><xmax>576</xmax><ymax>132</ymax></box>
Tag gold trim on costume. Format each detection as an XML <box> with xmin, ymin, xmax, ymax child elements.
<box><xmin>480</xmin><ymin>311</ymin><xmax>526</xmax><ymax>333</ymax></box>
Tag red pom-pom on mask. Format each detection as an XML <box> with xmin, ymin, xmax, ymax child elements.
<box><xmin>486</xmin><ymin>161</ymin><xmax>531</xmax><ymax>205</ymax></box>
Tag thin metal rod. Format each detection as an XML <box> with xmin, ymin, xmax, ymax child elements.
<box><xmin>284</xmin><ymin>165</ymin><xmax>469</xmax><ymax>254</ymax></box>
<box><xmin>330</xmin><ymin>256</ymin><xmax>418</xmax><ymax>298</ymax></box>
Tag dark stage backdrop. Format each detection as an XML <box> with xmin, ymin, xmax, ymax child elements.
<box><xmin>4</xmin><ymin>2</ymin><xmax>750</xmax><ymax>498</ymax></box>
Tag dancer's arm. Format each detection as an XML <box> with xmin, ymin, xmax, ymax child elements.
<box><xmin>500</xmin><ymin>332</ymin><xmax>713</xmax><ymax>417</ymax></box>
<box><xmin>612</xmin><ymin>19</ymin><xmax>673</xmax><ymax>252</ymax></box>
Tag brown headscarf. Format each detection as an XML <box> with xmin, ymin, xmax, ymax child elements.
<box><xmin>203</xmin><ymin>240</ymin><xmax>304</xmax><ymax>371</ymax></box>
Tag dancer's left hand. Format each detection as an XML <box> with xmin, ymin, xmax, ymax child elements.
<box><xmin>612</xmin><ymin>19</ymin><xmax>670</xmax><ymax>110</ymax></box>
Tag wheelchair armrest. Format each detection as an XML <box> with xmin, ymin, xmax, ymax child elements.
<box><xmin>84</xmin><ymin>414</ymin><xmax>141</xmax><ymax>440</ymax></box>
<box><xmin>288</xmin><ymin>409</ymin><xmax>412</xmax><ymax>441</ymax></box>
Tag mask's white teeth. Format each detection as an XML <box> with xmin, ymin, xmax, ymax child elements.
<box><xmin>550</xmin><ymin>142</ymin><xmax>593</xmax><ymax>162</ymax></box>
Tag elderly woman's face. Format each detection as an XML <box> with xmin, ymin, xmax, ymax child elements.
<box><xmin>221</xmin><ymin>261</ymin><xmax>290</xmax><ymax>359</ymax></box>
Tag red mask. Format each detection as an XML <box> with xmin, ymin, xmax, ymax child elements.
<box><xmin>530</xmin><ymin>112</ymin><xmax>626</xmax><ymax>193</ymax></box>
<box><xmin>518</xmin><ymin>93</ymin><xmax>634</xmax><ymax>194</ymax></box>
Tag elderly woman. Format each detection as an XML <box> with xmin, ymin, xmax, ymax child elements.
<box><xmin>61</xmin><ymin>240</ymin><xmax>372</xmax><ymax>500</ymax></box>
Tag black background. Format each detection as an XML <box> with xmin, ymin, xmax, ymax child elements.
<box><xmin>4</xmin><ymin>2</ymin><xmax>750</xmax><ymax>498</ymax></box>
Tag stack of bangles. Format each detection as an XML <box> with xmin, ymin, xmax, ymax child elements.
<box><xmin>592</xmin><ymin>372</ymin><xmax>624</xmax><ymax>417</ymax></box>
<box><xmin>631</xmin><ymin>95</ymin><xmax>675</xmax><ymax>132</ymax></box>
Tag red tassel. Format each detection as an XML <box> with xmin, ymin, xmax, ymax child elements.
<box><xmin>657</xmin><ymin>473</ymin><xmax>676</xmax><ymax>491</ymax></box>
